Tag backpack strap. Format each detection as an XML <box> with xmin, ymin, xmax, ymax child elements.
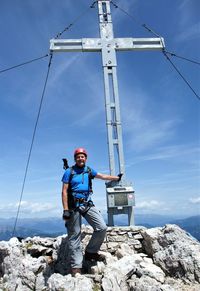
<box><xmin>67</xmin><ymin>166</ymin><xmax>75</xmax><ymax>209</ymax></box>
<box><xmin>86</xmin><ymin>166</ymin><xmax>94</xmax><ymax>193</ymax></box>
<box><xmin>68</xmin><ymin>166</ymin><xmax>75</xmax><ymax>184</ymax></box>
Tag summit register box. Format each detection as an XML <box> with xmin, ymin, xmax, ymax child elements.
<box><xmin>106</xmin><ymin>186</ymin><xmax>135</xmax><ymax>208</ymax></box>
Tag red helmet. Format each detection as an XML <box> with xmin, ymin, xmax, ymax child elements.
<box><xmin>74</xmin><ymin>147</ymin><xmax>87</xmax><ymax>158</ymax></box>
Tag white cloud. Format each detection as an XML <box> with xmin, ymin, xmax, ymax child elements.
<box><xmin>129</xmin><ymin>144</ymin><xmax>200</xmax><ymax>164</ymax></box>
<box><xmin>71</xmin><ymin>105</ymin><xmax>102</xmax><ymax>127</ymax></box>
<box><xmin>136</xmin><ymin>200</ymin><xmax>164</xmax><ymax>210</ymax></box>
<box><xmin>18</xmin><ymin>201</ymin><xmax>57</xmax><ymax>213</ymax></box>
<box><xmin>122</xmin><ymin>94</ymin><xmax>180</xmax><ymax>152</ymax></box>
<box><xmin>49</xmin><ymin>54</ymin><xmax>81</xmax><ymax>85</ymax></box>
<box><xmin>177</xmin><ymin>0</ymin><xmax>200</xmax><ymax>42</ymax></box>
<box><xmin>189</xmin><ymin>197</ymin><xmax>200</xmax><ymax>204</ymax></box>
<box><xmin>0</xmin><ymin>200</ymin><xmax>60</xmax><ymax>215</ymax></box>
<box><xmin>129</xmin><ymin>120</ymin><xmax>177</xmax><ymax>151</ymax></box>
<box><xmin>177</xmin><ymin>22</ymin><xmax>200</xmax><ymax>42</ymax></box>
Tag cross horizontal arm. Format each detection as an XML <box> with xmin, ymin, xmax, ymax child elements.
<box><xmin>114</xmin><ymin>37</ymin><xmax>165</xmax><ymax>51</ymax></box>
<box><xmin>50</xmin><ymin>37</ymin><xmax>165</xmax><ymax>52</ymax></box>
<box><xmin>50</xmin><ymin>38</ymin><xmax>102</xmax><ymax>52</ymax></box>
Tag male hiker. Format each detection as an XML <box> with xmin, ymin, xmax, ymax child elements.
<box><xmin>61</xmin><ymin>147</ymin><xmax>122</xmax><ymax>276</ymax></box>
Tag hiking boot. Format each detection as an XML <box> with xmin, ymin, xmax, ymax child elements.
<box><xmin>85</xmin><ymin>251</ymin><xmax>105</xmax><ymax>262</ymax></box>
<box><xmin>71</xmin><ymin>268</ymin><xmax>81</xmax><ymax>276</ymax></box>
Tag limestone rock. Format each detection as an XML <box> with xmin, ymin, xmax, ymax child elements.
<box><xmin>0</xmin><ymin>224</ymin><xmax>199</xmax><ymax>290</ymax></box>
<box><xmin>47</xmin><ymin>273</ymin><xmax>94</xmax><ymax>291</ymax></box>
<box><xmin>115</xmin><ymin>242</ymin><xmax>135</xmax><ymax>258</ymax></box>
<box><xmin>136</xmin><ymin>261</ymin><xmax>165</xmax><ymax>283</ymax></box>
<box><xmin>128</xmin><ymin>275</ymin><xmax>172</xmax><ymax>291</ymax></box>
<box><xmin>102</xmin><ymin>269</ymin><xmax>129</xmax><ymax>291</ymax></box>
<box><xmin>141</xmin><ymin>224</ymin><xmax>200</xmax><ymax>283</ymax></box>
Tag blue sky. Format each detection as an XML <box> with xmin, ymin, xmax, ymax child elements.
<box><xmin>0</xmin><ymin>0</ymin><xmax>199</xmax><ymax>220</ymax></box>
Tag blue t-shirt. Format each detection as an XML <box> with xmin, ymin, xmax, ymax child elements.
<box><xmin>62</xmin><ymin>165</ymin><xmax>97</xmax><ymax>193</ymax></box>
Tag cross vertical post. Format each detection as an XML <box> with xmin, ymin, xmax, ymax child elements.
<box><xmin>50</xmin><ymin>0</ymin><xmax>165</xmax><ymax>226</ymax></box>
<box><xmin>98</xmin><ymin>0</ymin><xmax>125</xmax><ymax>177</ymax></box>
<box><xmin>97</xmin><ymin>0</ymin><xmax>133</xmax><ymax>226</ymax></box>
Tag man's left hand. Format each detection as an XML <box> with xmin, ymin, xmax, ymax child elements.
<box><xmin>63</xmin><ymin>210</ymin><xmax>72</xmax><ymax>220</ymax></box>
<box><xmin>118</xmin><ymin>173</ymin><xmax>123</xmax><ymax>182</ymax></box>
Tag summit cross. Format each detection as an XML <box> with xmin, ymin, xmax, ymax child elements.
<box><xmin>50</xmin><ymin>0</ymin><xmax>165</xmax><ymax>225</ymax></box>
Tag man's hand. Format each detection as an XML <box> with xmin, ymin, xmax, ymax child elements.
<box><xmin>118</xmin><ymin>173</ymin><xmax>123</xmax><ymax>182</ymax></box>
<box><xmin>63</xmin><ymin>210</ymin><xmax>72</xmax><ymax>220</ymax></box>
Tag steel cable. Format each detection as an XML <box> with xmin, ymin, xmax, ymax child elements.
<box><xmin>111</xmin><ymin>1</ymin><xmax>200</xmax><ymax>65</ymax></box>
<box><xmin>110</xmin><ymin>0</ymin><xmax>161</xmax><ymax>38</ymax></box>
<box><xmin>53</xmin><ymin>1</ymin><xmax>97</xmax><ymax>39</ymax></box>
<box><xmin>12</xmin><ymin>52</ymin><xmax>53</xmax><ymax>238</ymax></box>
<box><xmin>8</xmin><ymin>1</ymin><xmax>98</xmax><ymax>236</ymax></box>
<box><xmin>0</xmin><ymin>54</ymin><xmax>49</xmax><ymax>74</ymax></box>
<box><xmin>111</xmin><ymin>1</ymin><xmax>199</xmax><ymax>101</ymax></box>
<box><xmin>162</xmin><ymin>50</ymin><xmax>200</xmax><ymax>101</ymax></box>
<box><xmin>165</xmin><ymin>50</ymin><xmax>200</xmax><ymax>66</ymax></box>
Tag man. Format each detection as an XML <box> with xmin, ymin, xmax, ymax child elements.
<box><xmin>61</xmin><ymin>147</ymin><xmax>122</xmax><ymax>276</ymax></box>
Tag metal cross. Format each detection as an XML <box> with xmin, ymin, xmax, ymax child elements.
<box><xmin>50</xmin><ymin>0</ymin><xmax>165</xmax><ymax>226</ymax></box>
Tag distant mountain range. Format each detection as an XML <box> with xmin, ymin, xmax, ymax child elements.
<box><xmin>0</xmin><ymin>214</ymin><xmax>199</xmax><ymax>241</ymax></box>
<box><xmin>0</xmin><ymin>217</ymin><xmax>66</xmax><ymax>241</ymax></box>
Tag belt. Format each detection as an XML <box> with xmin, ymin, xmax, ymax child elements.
<box><xmin>72</xmin><ymin>191</ymin><xmax>91</xmax><ymax>199</ymax></box>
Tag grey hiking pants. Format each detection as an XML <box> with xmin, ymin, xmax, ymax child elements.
<box><xmin>65</xmin><ymin>206</ymin><xmax>107</xmax><ymax>269</ymax></box>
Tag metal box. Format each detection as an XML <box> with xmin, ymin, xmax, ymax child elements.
<box><xmin>107</xmin><ymin>186</ymin><xmax>135</xmax><ymax>208</ymax></box>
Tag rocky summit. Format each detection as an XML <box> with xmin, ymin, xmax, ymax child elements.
<box><xmin>0</xmin><ymin>224</ymin><xmax>200</xmax><ymax>291</ymax></box>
